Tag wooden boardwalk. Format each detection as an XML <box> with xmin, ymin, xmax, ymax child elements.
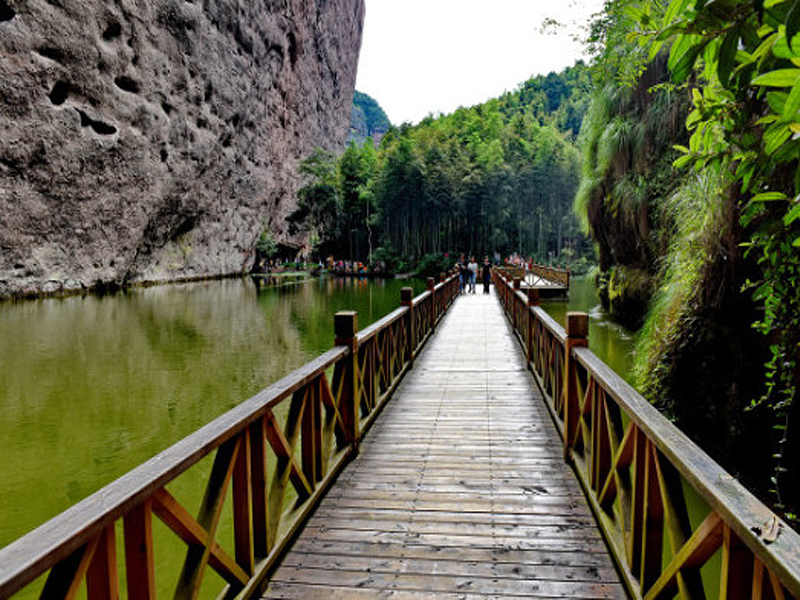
<box><xmin>264</xmin><ymin>290</ymin><xmax>626</xmax><ymax>599</ymax></box>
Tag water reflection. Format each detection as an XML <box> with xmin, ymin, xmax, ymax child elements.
<box><xmin>0</xmin><ymin>276</ymin><xmax>423</xmax><ymax>547</ymax></box>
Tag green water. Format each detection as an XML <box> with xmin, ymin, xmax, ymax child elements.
<box><xmin>539</xmin><ymin>275</ymin><xmax>638</xmax><ymax>386</ymax></box>
<box><xmin>0</xmin><ymin>276</ymin><xmax>426</xmax><ymax>550</ymax></box>
<box><xmin>0</xmin><ymin>274</ymin><xmax>641</xmax><ymax>597</ymax></box>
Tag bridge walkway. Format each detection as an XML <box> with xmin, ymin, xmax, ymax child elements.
<box><xmin>264</xmin><ymin>290</ymin><xmax>625</xmax><ymax>598</ymax></box>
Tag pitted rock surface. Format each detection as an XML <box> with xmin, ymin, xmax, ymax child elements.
<box><xmin>0</xmin><ymin>0</ymin><xmax>363</xmax><ymax>297</ymax></box>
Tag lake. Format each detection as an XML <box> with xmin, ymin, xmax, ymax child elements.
<box><xmin>0</xmin><ymin>274</ymin><xmax>638</xmax><ymax>596</ymax></box>
<box><xmin>0</xmin><ymin>276</ymin><xmax>428</xmax><ymax>548</ymax></box>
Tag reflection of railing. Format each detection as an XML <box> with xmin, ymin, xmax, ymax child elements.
<box><xmin>0</xmin><ymin>276</ymin><xmax>460</xmax><ymax>599</ymax></box>
<box><xmin>495</xmin><ymin>263</ymin><xmax>570</xmax><ymax>287</ymax></box>
<box><xmin>493</xmin><ymin>270</ymin><xmax>800</xmax><ymax>600</ymax></box>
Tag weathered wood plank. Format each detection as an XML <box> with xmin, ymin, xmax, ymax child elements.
<box><xmin>285</xmin><ymin>538</ymin><xmax>619</xmax><ymax>568</ymax></box>
<box><xmin>279</xmin><ymin>552</ymin><xmax>620</xmax><ymax>584</ymax></box>
<box><xmin>270</xmin><ymin>565</ymin><xmax>625</xmax><ymax>598</ymax></box>
<box><xmin>264</xmin><ymin>293</ymin><xmax>624</xmax><ymax>598</ymax></box>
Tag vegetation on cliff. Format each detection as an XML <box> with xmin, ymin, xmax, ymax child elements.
<box><xmin>577</xmin><ymin>0</ymin><xmax>800</xmax><ymax>521</ymax></box>
<box><xmin>348</xmin><ymin>90</ymin><xmax>391</xmax><ymax>146</ymax></box>
<box><xmin>575</xmin><ymin>54</ymin><xmax>690</xmax><ymax>327</ymax></box>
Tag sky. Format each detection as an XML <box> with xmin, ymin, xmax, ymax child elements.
<box><xmin>355</xmin><ymin>0</ymin><xmax>606</xmax><ymax>125</ymax></box>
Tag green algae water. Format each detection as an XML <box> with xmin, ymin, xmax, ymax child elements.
<box><xmin>0</xmin><ymin>276</ymin><xmax>426</xmax><ymax>552</ymax></box>
<box><xmin>539</xmin><ymin>275</ymin><xmax>637</xmax><ymax>386</ymax></box>
<box><xmin>0</xmin><ymin>274</ymin><xmax>639</xmax><ymax>597</ymax></box>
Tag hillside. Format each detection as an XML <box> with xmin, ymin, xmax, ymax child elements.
<box><xmin>348</xmin><ymin>90</ymin><xmax>390</xmax><ymax>145</ymax></box>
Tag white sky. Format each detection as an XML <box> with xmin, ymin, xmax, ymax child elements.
<box><xmin>355</xmin><ymin>0</ymin><xmax>606</xmax><ymax>125</ymax></box>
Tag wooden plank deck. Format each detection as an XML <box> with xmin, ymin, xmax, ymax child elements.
<box><xmin>263</xmin><ymin>290</ymin><xmax>626</xmax><ymax>599</ymax></box>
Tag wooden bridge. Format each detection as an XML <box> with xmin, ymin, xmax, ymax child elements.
<box><xmin>1</xmin><ymin>270</ymin><xmax>800</xmax><ymax>599</ymax></box>
<box><xmin>264</xmin><ymin>284</ymin><xmax>623</xmax><ymax>598</ymax></box>
<box><xmin>496</xmin><ymin>265</ymin><xmax>569</xmax><ymax>298</ymax></box>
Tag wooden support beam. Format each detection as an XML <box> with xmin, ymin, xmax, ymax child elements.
<box><xmin>87</xmin><ymin>525</ymin><xmax>118</xmax><ymax>600</ymax></box>
<box><xmin>233</xmin><ymin>428</ymin><xmax>254</xmax><ymax>575</ymax></box>
<box><xmin>152</xmin><ymin>488</ymin><xmax>249</xmax><ymax>589</ymax></box>
<box><xmin>175</xmin><ymin>437</ymin><xmax>240</xmax><ymax>600</ymax></box>
<box><xmin>564</xmin><ymin>312</ymin><xmax>588</xmax><ymax>461</ymax></box>
<box><xmin>334</xmin><ymin>311</ymin><xmax>360</xmax><ymax>448</ymax></box>
<box><xmin>720</xmin><ymin>523</ymin><xmax>753</xmax><ymax>600</ymax></box>
<box><xmin>628</xmin><ymin>428</ymin><xmax>647</xmax><ymax>571</ymax></box>
<box><xmin>641</xmin><ymin>441</ymin><xmax>664</xmax><ymax>590</ymax></box>
<box><xmin>643</xmin><ymin>511</ymin><xmax>723</xmax><ymax>599</ymax></box>
<box><xmin>124</xmin><ymin>500</ymin><xmax>156</xmax><ymax>600</ymax></box>
<box><xmin>249</xmin><ymin>416</ymin><xmax>269</xmax><ymax>559</ymax></box>
<box><xmin>41</xmin><ymin>537</ymin><xmax>98</xmax><ymax>600</ymax></box>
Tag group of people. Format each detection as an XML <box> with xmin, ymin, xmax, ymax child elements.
<box><xmin>456</xmin><ymin>255</ymin><xmax>492</xmax><ymax>294</ymax></box>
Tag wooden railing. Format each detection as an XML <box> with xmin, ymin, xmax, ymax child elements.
<box><xmin>493</xmin><ymin>270</ymin><xmax>800</xmax><ymax>600</ymax></box>
<box><xmin>0</xmin><ymin>275</ymin><xmax>460</xmax><ymax>599</ymax></box>
<box><xmin>495</xmin><ymin>263</ymin><xmax>570</xmax><ymax>287</ymax></box>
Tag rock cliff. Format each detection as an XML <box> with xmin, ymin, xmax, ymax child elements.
<box><xmin>0</xmin><ymin>0</ymin><xmax>364</xmax><ymax>297</ymax></box>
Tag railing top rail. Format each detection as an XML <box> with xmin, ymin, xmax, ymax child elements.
<box><xmin>572</xmin><ymin>346</ymin><xmax>800</xmax><ymax>594</ymax></box>
<box><xmin>356</xmin><ymin>306</ymin><xmax>408</xmax><ymax>344</ymax></box>
<box><xmin>0</xmin><ymin>345</ymin><xmax>348</xmax><ymax>595</ymax></box>
<box><xmin>411</xmin><ymin>289</ymin><xmax>431</xmax><ymax>308</ymax></box>
<box><xmin>531</xmin><ymin>305</ymin><xmax>567</xmax><ymax>345</ymax></box>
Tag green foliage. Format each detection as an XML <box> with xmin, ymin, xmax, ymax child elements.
<box><xmin>574</xmin><ymin>60</ymin><xmax>690</xmax><ymax>281</ymax></box>
<box><xmin>634</xmin><ymin>169</ymin><xmax>731</xmax><ymax>401</ymax></box>
<box><xmin>647</xmin><ymin>0</ymin><xmax>800</xmax><ymax>514</ymax></box>
<box><xmin>288</xmin><ymin>149</ymin><xmax>341</xmax><ymax>255</ymax></box>
<box><xmin>364</xmin><ymin>69</ymin><xmax>591</xmax><ymax>264</ymax></box>
<box><xmin>497</xmin><ymin>62</ymin><xmax>594</xmax><ymax>138</ymax></box>
<box><xmin>415</xmin><ymin>253</ymin><xmax>454</xmax><ymax>278</ymax></box>
<box><xmin>256</xmin><ymin>231</ymin><xmax>278</xmax><ymax>259</ymax></box>
<box><xmin>350</xmin><ymin>91</ymin><xmax>391</xmax><ymax>145</ymax></box>
<box><xmin>339</xmin><ymin>140</ymin><xmax>378</xmax><ymax>260</ymax></box>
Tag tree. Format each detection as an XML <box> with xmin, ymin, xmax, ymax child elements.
<box><xmin>287</xmin><ymin>149</ymin><xmax>342</xmax><ymax>257</ymax></box>
<box><xmin>339</xmin><ymin>140</ymin><xmax>378</xmax><ymax>260</ymax></box>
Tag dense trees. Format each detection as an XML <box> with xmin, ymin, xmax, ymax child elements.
<box><xmin>290</xmin><ymin>71</ymin><xmax>592</xmax><ymax>273</ymax></box>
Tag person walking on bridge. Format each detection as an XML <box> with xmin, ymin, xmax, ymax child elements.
<box><xmin>457</xmin><ymin>254</ymin><xmax>469</xmax><ymax>294</ymax></box>
<box><xmin>468</xmin><ymin>256</ymin><xmax>478</xmax><ymax>293</ymax></box>
<box><xmin>482</xmin><ymin>256</ymin><xmax>491</xmax><ymax>294</ymax></box>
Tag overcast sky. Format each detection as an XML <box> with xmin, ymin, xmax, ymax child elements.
<box><xmin>355</xmin><ymin>0</ymin><xmax>605</xmax><ymax>125</ymax></box>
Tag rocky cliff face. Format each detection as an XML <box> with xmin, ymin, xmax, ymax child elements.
<box><xmin>0</xmin><ymin>0</ymin><xmax>364</xmax><ymax>297</ymax></box>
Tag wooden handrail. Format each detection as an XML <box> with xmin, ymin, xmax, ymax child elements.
<box><xmin>493</xmin><ymin>270</ymin><xmax>800</xmax><ymax>600</ymax></box>
<box><xmin>0</xmin><ymin>275</ymin><xmax>461</xmax><ymax>599</ymax></box>
<box><xmin>355</xmin><ymin>306</ymin><xmax>407</xmax><ymax>344</ymax></box>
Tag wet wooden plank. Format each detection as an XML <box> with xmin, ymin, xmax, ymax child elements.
<box><xmin>284</xmin><ymin>538</ymin><xmax>619</xmax><ymax>568</ymax></box>
<box><xmin>278</xmin><ymin>553</ymin><xmax>620</xmax><ymax>586</ymax></box>
<box><xmin>267</xmin><ymin>566</ymin><xmax>624</xmax><ymax>598</ymax></box>
<box><xmin>263</xmin><ymin>292</ymin><xmax>625</xmax><ymax>598</ymax></box>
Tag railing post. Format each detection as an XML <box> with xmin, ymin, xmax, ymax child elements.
<box><xmin>564</xmin><ymin>312</ymin><xmax>588</xmax><ymax>461</ymax></box>
<box><xmin>334</xmin><ymin>311</ymin><xmax>360</xmax><ymax>449</ymax></box>
<box><xmin>401</xmin><ymin>287</ymin><xmax>415</xmax><ymax>364</ymax></box>
<box><xmin>512</xmin><ymin>279</ymin><xmax>522</xmax><ymax>330</ymax></box>
<box><xmin>427</xmin><ymin>277</ymin><xmax>436</xmax><ymax>328</ymax></box>
<box><xmin>527</xmin><ymin>287</ymin><xmax>539</xmax><ymax>307</ymax></box>
<box><xmin>526</xmin><ymin>288</ymin><xmax>539</xmax><ymax>363</ymax></box>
